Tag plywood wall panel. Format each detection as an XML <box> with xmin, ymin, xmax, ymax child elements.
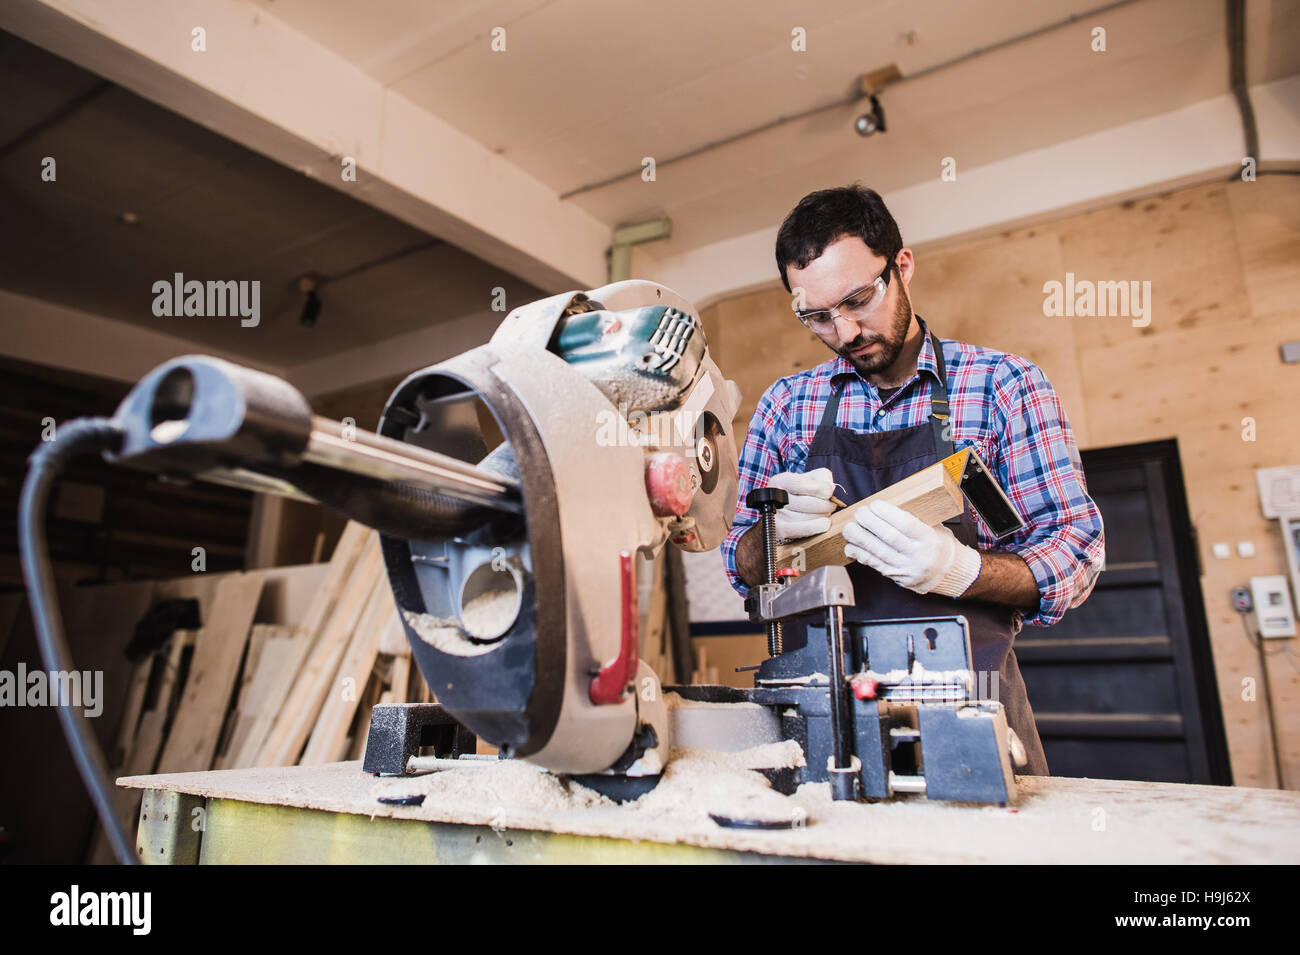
<box><xmin>701</xmin><ymin>175</ymin><xmax>1300</xmax><ymax>788</ymax></box>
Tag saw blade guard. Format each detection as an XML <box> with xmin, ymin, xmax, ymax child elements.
<box><xmin>378</xmin><ymin>284</ymin><xmax>737</xmax><ymax>774</ymax></box>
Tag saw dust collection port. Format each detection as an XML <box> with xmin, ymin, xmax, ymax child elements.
<box><xmin>458</xmin><ymin>556</ymin><xmax>524</xmax><ymax>641</ymax></box>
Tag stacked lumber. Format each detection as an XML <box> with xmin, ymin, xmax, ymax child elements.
<box><xmin>88</xmin><ymin>521</ymin><xmax>421</xmax><ymax>862</ymax></box>
<box><xmin>231</xmin><ymin>523</ymin><xmax>415</xmax><ymax>769</ymax></box>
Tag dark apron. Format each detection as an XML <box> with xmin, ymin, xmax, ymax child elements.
<box><xmin>805</xmin><ymin>328</ymin><xmax>1049</xmax><ymax>775</ymax></box>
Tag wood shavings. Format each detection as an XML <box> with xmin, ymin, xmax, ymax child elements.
<box><xmin>376</xmin><ymin>759</ymin><xmax>613</xmax><ymax>815</ymax></box>
<box><xmin>403</xmin><ymin>610</ymin><xmax>497</xmax><ymax>657</ymax></box>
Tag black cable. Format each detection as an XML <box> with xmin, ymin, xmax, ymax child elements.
<box><xmin>1226</xmin><ymin>0</ymin><xmax>1260</xmax><ymax>183</ymax></box>
<box><xmin>1235</xmin><ymin>608</ymin><xmax>1287</xmax><ymax>790</ymax></box>
<box><xmin>18</xmin><ymin>416</ymin><xmax>138</xmax><ymax>865</ymax></box>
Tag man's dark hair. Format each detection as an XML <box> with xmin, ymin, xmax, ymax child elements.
<box><xmin>774</xmin><ymin>184</ymin><xmax>903</xmax><ymax>292</ymax></box>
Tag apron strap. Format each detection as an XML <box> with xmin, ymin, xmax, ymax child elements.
<box><xmin>817</xmin><ymin>325</ymin><xmax>954</xmax><ymax>461</ymax></box>
<box><xmin>819</xmin><ymin>375</ymin><xmax>851</xmax><ymax>430</ymax></box>
<box><xmin>925</xmin><ymin>325</ymin><xmax>955</xmax><ymax>460</ymax></box>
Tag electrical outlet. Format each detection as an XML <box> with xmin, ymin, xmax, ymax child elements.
<box><xmin>1231</xmin><ymin>587</ymin><xmax>1252</xmax><ymax>612</ymax></box>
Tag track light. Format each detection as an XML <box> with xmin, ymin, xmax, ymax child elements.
<box><xmin>854</xmin><ymin>94</ymin><xmax>886</xmax><ymax>137</ymax></box>
<box><xmin>297</xmin><ymin>274</ymin><xmax>322</xmax><ymax>327</ymax></box>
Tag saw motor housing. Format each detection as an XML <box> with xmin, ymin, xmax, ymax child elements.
<box><xmin>375</xmin><ymin>281</ymin><xmax>741</xmax><ymax>775</ymax></box>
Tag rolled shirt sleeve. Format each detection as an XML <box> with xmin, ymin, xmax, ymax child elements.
<box><xmin>987</xmin><ymin>358</ymin><xmax>1106</xmax><ymax>628</ymax></box>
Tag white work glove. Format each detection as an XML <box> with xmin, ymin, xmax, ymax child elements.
<box><xmin>766</xmin><ymin>468</ymin><xmax>836</xmax><ymax>540</ymax></box>
<box><xmin>842</xmin><ymin>499</ymin><xmax>982</xmax><ymax>598</ymax></box>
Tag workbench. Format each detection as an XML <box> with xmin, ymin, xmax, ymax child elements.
<box><xmin>118</xmin><ymin>760</ymin><xmax>1300</xmax><ymax>864</ymax></box>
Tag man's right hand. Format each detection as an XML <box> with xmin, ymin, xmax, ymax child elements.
<box><xmin>767</xmin><ymin>467</ymin><xmax>837</xmax><ymax>539</ymax></box>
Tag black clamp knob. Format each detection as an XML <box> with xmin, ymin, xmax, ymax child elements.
<box><xmin>746</xmin><ymin>486</ymin><xmax>789</xmax><ymax>510</ymax></box>
<box><xmin>747</xmin><ymin>485</ymin><xmax>789</xmax><ymax>658</ymax></box>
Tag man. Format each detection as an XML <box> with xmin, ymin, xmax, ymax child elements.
<box><xmin>722</xmin><ymin>185</ymin><xmax>1105</xmax><ymax>775</ymax></box>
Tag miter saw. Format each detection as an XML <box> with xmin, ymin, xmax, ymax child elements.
<box><xmin>21</xmin><ymin>281</ymin><xmax>1020</xmax><ymax>865</ymax></box>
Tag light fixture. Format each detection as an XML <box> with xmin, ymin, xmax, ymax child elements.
<box><xmin>297</xmin><ymin>274</ymin><xmax>322</xmax><ymax>327</ymax></box>
<box><xmin>854</xmin><ymin>94</ymin><xmax>886</xmax><ymax>137</ymax></box>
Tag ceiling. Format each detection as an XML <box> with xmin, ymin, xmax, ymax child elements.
<box><xmin>2</xmin><ymin>0</ymin><xmax>1296</xmax><ymax>379</ymax></box>
<box><xmin>250</xmin><ymin>0</ymin><xmax>1300</xmax><ymax>255</ymax></box>
<box><xmin>0</xmin><ymin>28</ymin><xmax>544</xmax><ymax>368</ymax></box>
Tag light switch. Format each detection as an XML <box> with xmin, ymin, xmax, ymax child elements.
<box><xmin>1237</xmin><ymin>541</ymin><xmax>1256</xmax><ymax>558</ymax></box>
<box><xmin>1213</xmin><ymin>542</ymin><xmax>1231</xmax><ymax>559</ymax></box>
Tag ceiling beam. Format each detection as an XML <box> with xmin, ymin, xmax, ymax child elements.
<box><xmin>285</xmin><ymin>308</ymin><xmax>504</xmax><ymax>400</ymax></box>
<box><xmin>0</xmin><ymin>287</ymin><xmax>286</xmax><ymax>384</ymax></box>
<box><xmin>1</xmin><ymin>0</ymin><xmax>611</xmax><ymax>293</ymax></box>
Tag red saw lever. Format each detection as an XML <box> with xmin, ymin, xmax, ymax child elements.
<box><xmin>589</xmin><ymin>551</ymin><xmax>638</xmax><ymax>705</ymax></box>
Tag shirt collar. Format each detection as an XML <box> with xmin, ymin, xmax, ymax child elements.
<box><xmin>827</xmin><ymin>314</ymin><xmax>937</xmax><ymax>388</ymax></box>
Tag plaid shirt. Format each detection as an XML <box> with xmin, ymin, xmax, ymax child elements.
<box><xmin>721</xmin><ymin>316</ymin><xmax>1105</xmax><ymax>628</ymax></box>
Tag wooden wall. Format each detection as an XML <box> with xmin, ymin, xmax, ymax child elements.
<box><xmin>700</xmin><ymin>176</ymin><xmax>1300</xmax><ymax>789</ymax></box>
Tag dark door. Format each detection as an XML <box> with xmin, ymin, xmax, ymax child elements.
<box><xmin>1017</xmin><ymin>439</ymin><xmax>1232</xmax><ymax>784</ymax></box>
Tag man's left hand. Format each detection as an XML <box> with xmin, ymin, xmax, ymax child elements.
<box><xmin>842</xmin><ymin>499</ymin><xmax>982</xmax><ymax>598</ymax></box>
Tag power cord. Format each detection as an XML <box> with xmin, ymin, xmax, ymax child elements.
<box><xmin>18</xmin><ymin>416</ymin><xmax>138</xmax><ymax>864</ymax></box>
<box><xmin>1231</xmin><ymin>588</ymin><xmax>1289</xmax><ymax>789</ymax></box>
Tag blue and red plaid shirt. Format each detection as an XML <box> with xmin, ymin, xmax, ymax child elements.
<box><xmin>721</xmin><ymin>316</ymin><xmax>1105</xmax><ymax>628</ymax></box>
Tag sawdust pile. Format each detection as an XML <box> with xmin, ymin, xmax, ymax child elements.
<box><xmin>627</xmin><ymin>744</ymin><xmax>806</xmax><ymax>825</ymax></box>
<box><xmin>663</xmin><ymin>691</ymin><xmax>763</xmax><ymax>711</ymax></box>
<box><xmin>403</xmin><ymin>610</ymin><xmax>498</xmax><ymax>657</ymax></box>
<box><xmin>370</xmin><ymin>740</ymin><xmax>809</xmax><ymax>827</ymax></box>
<box><xmin>380</xmin><ymin>759</ymin><xmax>614</xmax><ymax>815</ymax></box>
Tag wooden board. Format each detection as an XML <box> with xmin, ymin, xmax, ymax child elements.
<box><xmin>111</xmin><ymin>653</ymin><xmax>154</xmax><ymax>768</ymax></box>
<box><xmin>382</xmin><ymin>655</ymin><xmax>410</xmax><ymax>707</ymax></box>
<box><xmin>223</xmin><ymin>626</ymin><xmax>295</xmax><ymax>769</ymax></box>
<box><xmin>156</xmin><ymin>573</ymin><xmax>265</xmax><ymax>774</ymax></box>
<box><xmin>89</xmin><ymin>630</ymin><xmax>192</xmax><ymax>864</ymax></box>
<box><xmin>351</xmin><ymin>664</ymin><xmax>391</xmax><ymax>761</ymax></box>
<box><xmin>254</xmin><ymin>535</ymin><xmax>382</xmax><ymax>767</ymax></box>
<box><xmin>301</xmin><ymin>576</ymin><xmax>390</xmax><ymax>765</ymax></box>
<box><xmin>231</xmin><ymin>522</ymin><xmax>372</xmax><ymax>767</ymax></box>
<box><xmin>775</xmin><ymin>458</ymin><xmax>963</xmax><ymax>571</ymax></box>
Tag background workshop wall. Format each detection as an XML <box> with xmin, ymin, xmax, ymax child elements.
<box><xmin>698</xmin><ymin>175</ymin><xmax>1300</xmax><ymax>789</ymax></box>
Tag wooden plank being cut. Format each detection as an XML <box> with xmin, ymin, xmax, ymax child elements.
<box><xmin>775</xmin><ymin>457</ymin><xmax>964</xmax><ymax>572</ymax></box>
<box><xmin>255</xmin><ymin>536</ymin><xmax>382</xmax><ymax>767</ymax></box>
<box><xmin>156</xmin><ymin>573</ymin><xmax>265</xmax><ymax>774</ymax></box>
<box><xmin>301</xmin><ymin>575</ymin><xmax>391</xmax><ymax>765</ymax></box>
<box><xmin>231</xmin><ymin>522</ymin><xmax>372</xmax><ymax>766</ymax></box>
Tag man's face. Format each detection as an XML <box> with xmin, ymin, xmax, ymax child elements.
<box><xmin>787</xmin><ymin>236</ymin><xmax>914</xmax><ymax>378</ymax></box>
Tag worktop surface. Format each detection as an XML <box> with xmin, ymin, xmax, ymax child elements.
<box><xmin>119</xmin><ymin>757</ymin><xmax>1300</xmax><ymax>864</ymax></box>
